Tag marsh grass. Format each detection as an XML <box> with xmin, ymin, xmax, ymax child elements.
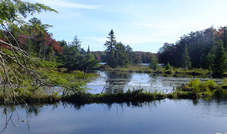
<box><xmin>0</xmin><ymin>93</ymin><xmax>60</xmax><ymax>104</ymax></box>
<box><xmin>62</xmin><ymin>89</ymin><xmax>168</xmax><ymax>103</ymax></box>
<box><xmin>99</xmin><ymin>65</ymin><xmax>215</xmax><ymax>78</ymax></box>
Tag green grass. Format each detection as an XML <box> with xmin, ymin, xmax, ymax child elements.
<box><xmin>61</xmin><ymin>89</ymin><xmax>167</xmax><ymax>103</ymax></box>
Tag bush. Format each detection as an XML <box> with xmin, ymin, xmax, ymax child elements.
<box><xmin>188</xmin><ymin>78</ymin><xmax>201</xmax><ymax>92</ymax></box>
<box><xmin>166</xmin><ymin>62</ymin><xmax>171</xmax><ymax>70</ymax></box>
<box><xmin>187</xmin><ymin>79</ymin><xmax>217</xmax><ymax>92</ymax></box>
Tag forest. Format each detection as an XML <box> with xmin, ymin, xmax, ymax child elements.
<box><xmin>92</xmin><ymin>51</ymin><xmax>156</xmax><ymax>63</ymax></box>
<box><xmin>158</xmin><ymin>26</ymin><xmax>227</xmax><ymax>75</ymax></box>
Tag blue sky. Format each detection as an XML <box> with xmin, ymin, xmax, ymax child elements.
<box><xmin>28</xmin><ymin>0</ymin><xmax>227</xmax><ymax>53</ymax></box>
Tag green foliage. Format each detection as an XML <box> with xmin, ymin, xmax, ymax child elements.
<box><xmin>41</xmin><ymin>70</ymin><xmax>98</xmax><ymax>96</ymax></box>
<box><xmin>149</xmin><ymin>55</ymin><xmax>158</xmax><ymax>70</ymax></box>
<box><xmin>104</xmin><ymin>30</ymin><xmax>130</xmax><ymax>68</ymax></box>
<box><xmin>180</xmin><ymin>44</ymin><xmax>191</xmax><ymax>69</ymax></box>
<box><xmin>223</xmin><ymin>79</ymin><xmax>227</xmax><ymax>85</ymax></box>
<box><xmin>115</xmin><ymin>42</ymin><xmax>128</xmax><ymax>67</ymax></box>
<box><xmin>200</xmin><ymin>80</ymin><xmax>217</xmax><ymax>91</ymax></box>
<box><xmin>157</xmin><ymin>26</ymin><xmax>227</xmax><ymax>70</ymax></box>
<box><xmin>38</xmin><ymin>60</ymin><xmax>59</xmax><ymax>68</ymax></box>
<box><xmin>166</xmin><ymin>62</ymin><xmax>171</xmax><ymax>70</ymax></box>
<box><xmin>208</xmin><ymin>41</ymin><xmax>227</xmax><ymax>74</ymax></box>
<box><xmin>104</xmin><ymin>29</ymin><xmax>117</xmax><ymax>68</ymax></box>
<box><xmin>188</xmin><ymin>78</ymin><xmax>201</xmax><ymax>92</ymax></box>
<box><xmin>187</xmin><ymin>79</ymin><xmax>217</xmax><ymax>93</ymax></box>
<box><xmin>63</xmin><ymin>81</ymin><xmax>86</xmax><ymax>95</ymax></box>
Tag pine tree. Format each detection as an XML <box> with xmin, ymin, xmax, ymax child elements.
<box><xmin>211</xmin><ymin>41</ymin><xmax>227</xmax><ymax>74</ymax></box>
<box><xmin>104</xmin><ymin>29</ymin><xmax>117</xmax><ymax>68</ymax></box>
<box><xmin>72</xmin><ymin>35</ymin><xmax>82</xmax><ymax>50</ymax></box>
<box><xmin>87</xmin><ymin>45</ymin><xmax>90</xmax><ymax>54</ymax></box>
<box><xmin>180</xmin><ymin>44</ymin><xmax>191</xmax><ymax>69</ymax></box>
<box><xmin>115</xmin><ymin>42</ymin><xmax>128</xmax><ymax>67</ymax></box>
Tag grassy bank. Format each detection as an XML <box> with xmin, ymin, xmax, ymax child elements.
<box><xmin>98</xmin><ymin>64</ymin><xmax>216</xmax><ymax>76</ymax></box>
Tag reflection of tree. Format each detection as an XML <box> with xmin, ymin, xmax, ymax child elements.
<box><xmin>0</xmin><ymin>105</ymin><xmax>24</xmax><ymax>133</ymax></box>
<box><xmin>104</xmin><ymin>71</ymin><xmax>133</xmax><ymax>93</ymax></box>
<box><xmin>0</xmin><ymin>103</ymin><xmax>59</xmax><ymax>133</ymax></box>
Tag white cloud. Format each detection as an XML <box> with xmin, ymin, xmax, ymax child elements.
<box><xmin>30</xmin><ymin>0</ymin><xmax>99</xmax><ymax>9</ymax></box>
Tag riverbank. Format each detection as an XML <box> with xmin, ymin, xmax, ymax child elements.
<box><xmin>61</xmin><ymin>88</ymin><xmax>227</xmax><ymax>104</ymax></box>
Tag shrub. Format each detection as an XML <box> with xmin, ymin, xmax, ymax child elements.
<box><xmin>188</xmin><ymin>78</ymin><xmax>201</xmax><ymax>92</ymax></box>
<box><xmin>166</xmin><ymin>62</ymin><xmax>171</xmax><ymax>70</ymax></box>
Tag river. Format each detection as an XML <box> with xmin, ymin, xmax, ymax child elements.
<box><xmin>0</xmin><ymin>71</ymin><xmax>227</xmax><ymax>133</ymax></box>
<box><xmin>1</xmin><ymin>97</ymin><xmax>227</xmax><ymax>133</ymax></box>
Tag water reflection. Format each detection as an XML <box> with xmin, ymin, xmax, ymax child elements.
<box><xmin>87</xmin><ymin>71</ymin><xmax>225</xmax><ymax>94</ymax></box>
<box><xmin>104</xmin><ymin>71</ymin><xmax>133</xmax><ymax>93</ymax></box>
<box><xmin>1</xmin><ymin>95</ymin><xmax>227</xmax><ymax>133</ymax></box>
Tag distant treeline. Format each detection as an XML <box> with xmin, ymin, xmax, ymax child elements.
<box><xmin>91</xmin><ymin>51</ymin><xmax>156</xmax><ymax>63</ymax></box>
<box><xmin>158</xmin><ymin>26</ymin><xmax>227</xmax><ymax>74</ymax></box>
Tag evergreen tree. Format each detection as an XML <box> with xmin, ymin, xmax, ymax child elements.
<box><xmin>180</xmin><ymin>44</ymin><xmax>191</xmax><ymax>69</ymax></box>
<box><xmin>115</xmin><ymin>42</ymin><xmax>128</xmax><ymax>67</ymax></box>
<box><xmin>223</xmin><ymin>26</ymin><xmax>227</xmax><ymax>50</ymax></box>
<box><xmin>75</xmin><ymin>53</ymin><xmax>99</xmax><ymax>78</ymax></box>
<box><xmin>210</xmin><ymin>41</ymin><xmax>227</xmax><ymax>74</ymax></box>
<box><xmin>72</xmin><ymin>35</ymin><xmax>82</xmax><ymax>50</ymax></box>
<box><xmin>126</xmin><ymin>45</ymin><xmax>134</xmax><ymax>63</ymax></box>
<box><xmin>104</xmin><ymin>29</ymin><xmax>117</xmax><ymax>68</ymax></box>
<box><xmin>63</xmin><ymin>45</ymin><xmax>80</xmax><ymax>71</ymax></box>
<box><xmin>87</xmin><ymin>45</ymin><xmax>90</xmax><ymax>54</ymax></box>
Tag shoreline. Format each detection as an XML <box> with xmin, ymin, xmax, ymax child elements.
<box><xmin>0</xmin><ymin>88</ymin><xmax>225</xmax><ymax>105</ymax></box>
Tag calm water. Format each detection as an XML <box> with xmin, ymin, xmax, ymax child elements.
<box><xmin>1</xmin><ymin>97</ymin><xmax>227</xmax><ymax>134</ymax></box>
<box><xmin>87</xmin><ymin>71</ymin><xmax>225</xmax><ymax>94</ymax></box>
<box><xmin>1</xmin><ymin>71</ymin><xmax>227</xmax><ymax>133</ymax></box>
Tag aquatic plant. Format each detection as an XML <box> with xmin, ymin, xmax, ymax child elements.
<box><xmin>188</xmin><ymin>78</ymin><xmax>201</xmax><ymax>92</ymax></box>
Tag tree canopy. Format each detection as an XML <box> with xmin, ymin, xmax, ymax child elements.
<box><xmin>0</xmin><ymin>0</ymin><xmax>57</xmax><ymax>103</ymax></box>
<box><xmin>158</xmin><ymin>26</ymin><xmax>227</xmax><ymax>74</ymax></box>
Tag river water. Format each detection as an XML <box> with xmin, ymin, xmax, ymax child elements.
<box><xmin>1</xmin><ymin>97</ymin><xmax>227</xmax><ymax>133</ymax></box>
<box><xmin>0</xmin><ymin>71</ymin><xmax>227</xmax><ymax>133</ymax></box>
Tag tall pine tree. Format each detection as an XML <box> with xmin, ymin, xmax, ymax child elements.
<box><xmin>104</xmin><ymin>29</ymin><xmax>117</xmax><ymax>68</ymax></box>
